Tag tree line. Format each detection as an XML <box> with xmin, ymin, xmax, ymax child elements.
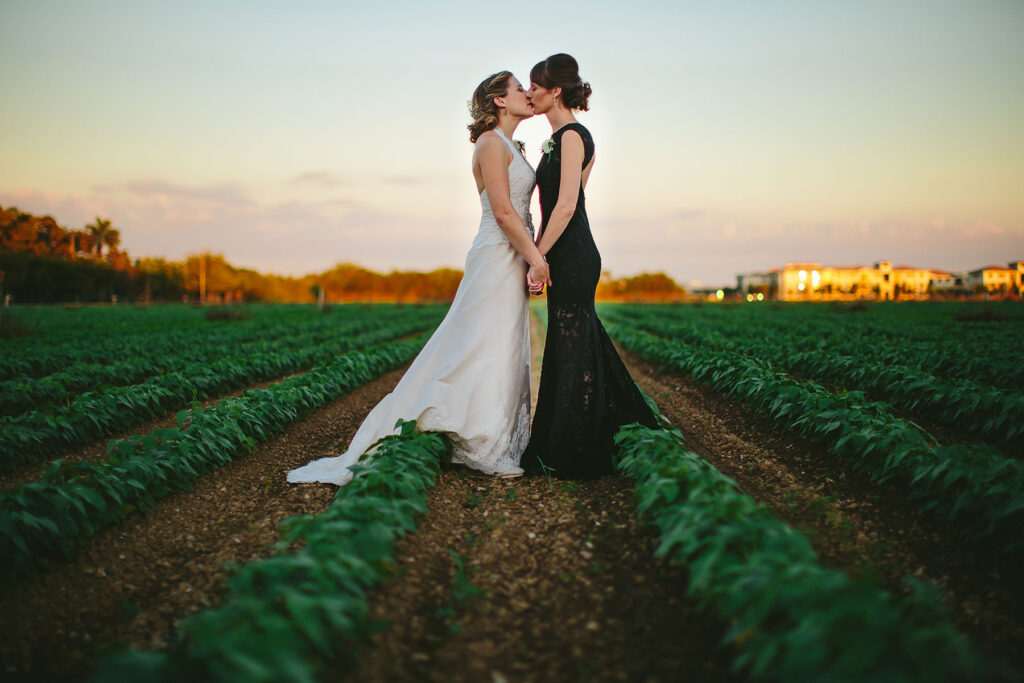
<box><xmin>0</xmin><ymin>206</ymin><xmax>686</xmax><ymax>304</ymax></box>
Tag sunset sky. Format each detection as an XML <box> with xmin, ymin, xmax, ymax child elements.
<box><xmin>2</xmin><ymin>0</ymin><xmax>1022</xmax><ymax>288</ymax></box>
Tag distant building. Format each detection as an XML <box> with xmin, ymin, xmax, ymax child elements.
<box><xmin>736</xmin><ymin>260</ymin><xmax>1022</xmax><ymax>301</ymax></box>
<box><xmin>929</xmin><ymin>272</ymin><xmax>967</xmax><ymax>295</ymax></box>
<box><xmin>967</xmin><ymin>262</ymin><xmax>1023</xmax><ymax>295</ymax></box>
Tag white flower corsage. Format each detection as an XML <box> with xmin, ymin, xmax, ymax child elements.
<box><xmin>541</xmin><ymin>138</ymin><xmax>555</xmax><ymax>161</ymax></box>
<box><xmin>513</xmin><ymin>139</ymin><xmax>526</xmax><ymax>154</ymax></box>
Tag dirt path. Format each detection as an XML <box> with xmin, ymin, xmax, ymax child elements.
<box><xmin>339</xmin><ymin>306</ymin><xmax>741</xmax><ymax>683</ymax></box>
<box><xmin>618</xmin><ymin>348</ymin><xmax>1024</xmax><ymax>675</ymax></box>
<box><xmin>0</xmin><ymin>363</ymin><xmax>410</xmax><ymax>682</ymax></box>
<box><xmin>341</xmin><ymin>472</ymin><xmax>740</xmax><ymax>683</ymax></box>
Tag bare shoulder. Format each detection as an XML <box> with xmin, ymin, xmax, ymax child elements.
<box><xmin>475</xmin><ymin>130</ymin><xmax>504</xmax><ymax>150</ymax></box>
<box><xmin>475</xmin><ymin>131</ymin><xmax>512</xmax><ymax>169</ymax></box>
<box><xmin>561</xmin><ymin>128</ymin><xmax>584</xmax><ymax>144</ymax></box>
<box><xmin>560</xmin><ymin>128</ymin><xmax>584</xmax><ymax>153</ymax></box>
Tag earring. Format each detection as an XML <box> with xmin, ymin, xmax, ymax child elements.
<box><xmin>502</xmin><ymin>107</ymin><xmax>507</xmax><ymax>115</ymax></box>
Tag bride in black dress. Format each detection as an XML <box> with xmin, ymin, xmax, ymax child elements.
<box><xmin>522</xmin><ymin>53</ymin><xmax>660</xmax><ymax>479</ymax></box>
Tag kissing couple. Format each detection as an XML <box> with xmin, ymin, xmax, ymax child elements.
<box><xmin>288</xmin><ymin>53</ymin><xmax>659</xmax><ymax>487</ymax></box>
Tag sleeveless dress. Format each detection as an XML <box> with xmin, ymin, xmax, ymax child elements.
<box><xmin>521</xmin><ymin>122</ymin><xmax>659</xmax><ymax>479</ymax></box>
<box><xmin>287</xmin><ymin>129</ymin><xmax>536</xmax><ymax>485</ymax></box>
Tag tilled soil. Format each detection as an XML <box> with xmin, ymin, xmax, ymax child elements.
<box><xmin>620</xmin><ymin>348</ymin><xmax>1024</xmax><ymax>676</ymax></box>
<box><xmin>3</xmin><ymin>308</ymin><xmax>1019</xmax><ymax>681</ymax></box>
<box><xmin>0</xmin><ymin>375</ymin><xmax>291</xmax><ymax>492</ymax></box>
<box><xmin>340</xmin><ymin>473</ymin><xmax>740</xmax><ymax>683</ymax></box>
<box><xmin>0</xmin><ymin>364</ymin><xmax>410</xmax><ymax>682</ymax></box>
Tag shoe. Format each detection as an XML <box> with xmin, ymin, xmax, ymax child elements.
<box><xmin>494</xmin><ymin>467</ymin><xmax>525</xmax><ymax>479</ymax></box>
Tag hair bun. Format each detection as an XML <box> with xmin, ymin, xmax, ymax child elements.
<box><xmin>564</xmin><ymin>79</ymin><xmax>591</xmax><ymax>111</ymax></box>
<box><xmin>529</xmin><ymin>54</ymin><xmax>592</xmax><ymax>111</ymax></box>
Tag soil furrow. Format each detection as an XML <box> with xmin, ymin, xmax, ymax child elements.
<box><xmin>0</xmin><ymin>375</ymin><xmax>295</xmax><ymax>492</ymax></box>
<box><xmin>0</xmin><ymin>363</ymin><xmax>410</xmax><ymax>683</ymax></box>
<box><xmin>619</xmin><ymin>348</ymin><xmax>1024</xmax><ymax>676</ymax></box>
<box><xmin>341</xmin><ymin>471</ymin><xmax>741</xmax><ymax>683</ymax></box>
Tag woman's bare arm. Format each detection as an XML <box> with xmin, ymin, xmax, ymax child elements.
<box><xmin>536</xmin><ymin>130</ymin><xmax>585</xmax><ymax>256</ymax></box>
<box><xmin>476</xmin><ymin>133</ymin><xmax>548</xmax><ymax>274</ymax></box>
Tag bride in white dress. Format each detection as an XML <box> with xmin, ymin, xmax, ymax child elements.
<box><xmin>287</xmin><ymin>71</ymin><xmax>548</xmax><ymax>486</ymax></box>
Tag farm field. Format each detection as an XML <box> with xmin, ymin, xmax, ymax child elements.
<box><xmin>0</xmin><ymin>301</ymin><xmax>1022</xmax><ymax>681</ymax></box>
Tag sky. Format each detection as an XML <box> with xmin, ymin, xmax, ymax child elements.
<box><xmin>1</xmin><ymin>0</ymin><xmax>1022</xmax><ymax>289</ymax></box>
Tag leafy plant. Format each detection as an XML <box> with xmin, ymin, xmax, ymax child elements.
<box><xmin>0</xmin><ymin>310</ymin><xmax>443</xmax><ymax>472</ymax></box>
<box><xmin>0</xmin><ymin>334</ymin><xmax>436</xmax><ymax>586</ymax></box>
<box><xmin>614</xmin><ymin>418</ymin><xmax>1000</xmax><ymax>681</ymax></box>
<box><xmin>604</xmin><ymin>322</ymin><xmax>1024</xmax><ymax>554</ymax></box>
<box><xmin>91</xmin><ymin>419</ymin><xmax>449</xmax><ymax>682</ymax></box>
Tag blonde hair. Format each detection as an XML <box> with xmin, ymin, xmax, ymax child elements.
<box><xmin>468</xmin><ymin>70</ymin><xmax>513</xmax><ymax>143</ymax></box>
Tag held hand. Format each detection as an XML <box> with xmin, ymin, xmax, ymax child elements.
<box><xmin>528</xmin><ymin>261</ymin><xmax>551</xmax><ymax>289</ymax></box>
<box><xmin>526</xmin><ymin>272</ymin><xmax>544</xmax><ymax>295</ymax></box>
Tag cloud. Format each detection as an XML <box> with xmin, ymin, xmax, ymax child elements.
<box><xmin>0</xmin><ymin>183</ymin><xmax>469</xmax><ymax>277</ymax></box>
<box><xmin>291</xmin><ymin>171</ymin><xmax>342</xmax><ymax>187</ymax></box>
<box><xmin>670</xmin><ymin>208</ymin><xmax>705</xmax><ymax>221</ymax></box>
<box><xmin>380</xmin><ymin>175</ymin><xmax>429</xmax><ymax>186</ymax></box>
<box><xmin>290</xmin><ymin>171</ymin><xmax>433</xmax><ymax>188</ymax></box>
<box><xmin>95</xmin><ymin>179</ymin><xmax>255</xmax><ymax>207</ymax></box>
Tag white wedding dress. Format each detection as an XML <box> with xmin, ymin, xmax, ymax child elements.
<box><xmin>287</xmin><ymin>129</ymin><xmax>536</xmax><ymax>485</ymax></box>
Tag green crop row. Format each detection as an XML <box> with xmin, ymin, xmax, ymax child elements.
<box><xmin>778</xmin><ymin>349</ymin><xmax>1023</xmax><ymax>452</ymax></box>
<box><xmin>0</xmin><ymin>304</ymin><xmax>444</xmax><ymax>381</ymax></box>
<box><xmin>603</xmin><ymin>303</ymin><xmax>1024</xmax><ymax>391</ymax></box>
<box><xmin>605</xmin><ymin>324</ymin><xmax>1024</xmax><ymax>553</ymax></box>
<box><xmin>0</xmin><ymin>312</ymin><xmax>441</xmax><ymax>472</ymax></box>
<box><xmin>0</xmin><ymin>306</ymin><xmax>295</xmax><ymax>380</ymax></box>
<box><xmin>614</xmin><ymin>421</ymin><xmax>1001</xmax><ymax>681</ymax></box>
<box><xmin>0</xmin><ymin>333</ymin><xmax>432</xmax><ymax>585</ymax></box>
<box><xmin>602</xmin><ymin>309</ymin><xmax>1024</xmax><ymax>453</ymax></box>
<box><xmin>0</xmin><ymin>307</ymin><xmax>424</xmax><ymax>417</ymax></box>
<box><xmin>1</xmin><ymin>325</ymin><xmax>338</xmax><ymax>417</ymax></box>
<box><xmin>90</xmin><ymin>420</ymin><xmax>447</xmax><ymax>683</ymax></box>
<box><xmin>0</xmin><ymin>305</ymin><xmax>218</xmax><ymax>357</ymax></box>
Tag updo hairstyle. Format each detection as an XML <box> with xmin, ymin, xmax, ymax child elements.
<box><xmin>529</xmin><ymin>53</ymin><xmax>592</xmax><ymax>111</ymax></box>
<box><xmin>468</xmin><ymin>70</ymin><xmax>514</xmax><ymax>143</ymax></box>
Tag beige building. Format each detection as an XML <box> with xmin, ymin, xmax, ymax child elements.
<box><xmin>735</xmin><ymin>260</ymin><xmax>1022</xmax><ymax>301</ymax></box>
<box><xmin>929</xmin><ymin>273</ymin><xmax>967</xmax><ymax>294</ymax></box>
<box><xmin>967</xmin><ymin>262</ymin><xmax>1024</xmax><ymax>294</ymax></box>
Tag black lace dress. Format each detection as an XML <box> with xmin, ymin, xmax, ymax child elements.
<box><xmin>521</xmin><ymin>123</ymin><xmax>660</xmax><ymax>479</ymax></box>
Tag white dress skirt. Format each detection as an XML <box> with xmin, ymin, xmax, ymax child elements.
<box><xmin>287</xmin><ymin>129</ymin><xmax>536</xmax><ymax>485</ymax></box>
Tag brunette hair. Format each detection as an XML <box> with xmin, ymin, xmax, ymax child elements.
<box><xmin>530</xmin><ymin>53</ymin><xmax>591</xmax><ymax>111</ymax></box>
<box><xmin>468</xmin><ymin>70</ymin><xmax>514</xmax><ymax>143</ymax></box>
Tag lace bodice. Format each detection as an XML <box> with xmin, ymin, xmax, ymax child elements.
<box><xmin>472</xmin><ymin>129</ymin><xmax>536</xmax><ymax>250</ymax></box>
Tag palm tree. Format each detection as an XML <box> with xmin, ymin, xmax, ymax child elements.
<box><xmin>86</xmin><ymin>217</ymin><xmax>120</xmax><ymax>257</ymax></box>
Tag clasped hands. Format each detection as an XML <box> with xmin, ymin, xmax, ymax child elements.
<box><xmin>527</xmin><ymin>258</ymin><xmax>551</xmax><ymax>295</ymax></box>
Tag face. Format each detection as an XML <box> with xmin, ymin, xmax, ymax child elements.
<box><xmin>527</xmin><ymin>82</ymin><xmax>560</xmax><ymax>115</ymax></box>
<box><xmin>497</xmin><ymin>77</ymin><xmax>534</xmax><ymax>119</ymax></box>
